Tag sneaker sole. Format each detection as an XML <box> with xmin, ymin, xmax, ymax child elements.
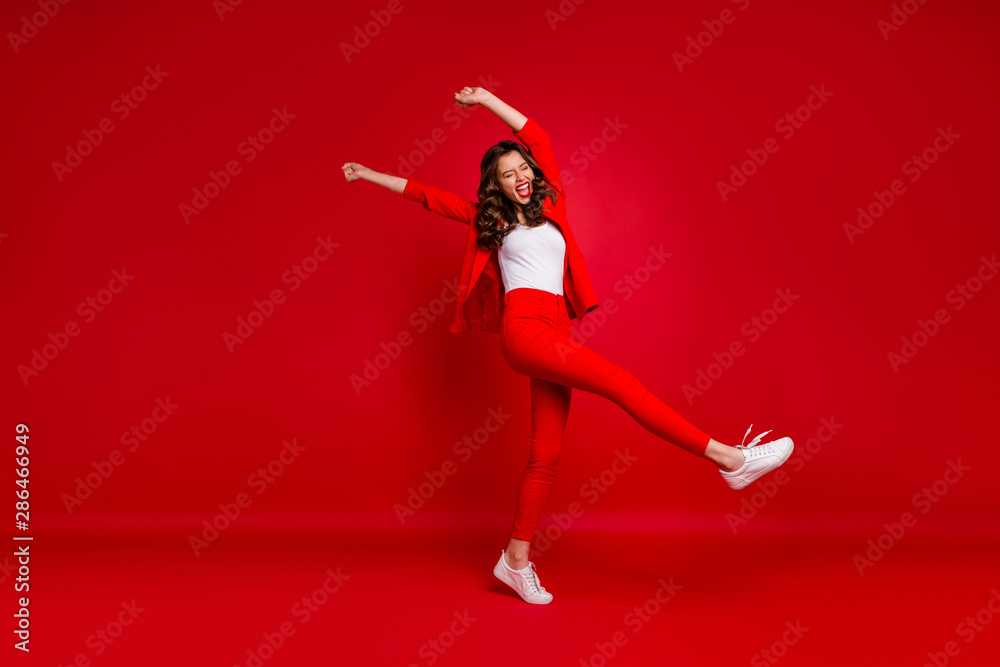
<box><xmin>730</xmin><ymin>438</ymin><xmax>795</xmax><ymax>490</ymax></box>
<box><xmin>493</xmin><ymin>560</ymin><xmax>553</xmax><ymax>604</ymax></box>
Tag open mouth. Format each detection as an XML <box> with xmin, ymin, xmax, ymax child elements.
<box><xmin>515</xmin><ymin>182</ymin><xmax>531</xmax><ymax>198</ymax></box>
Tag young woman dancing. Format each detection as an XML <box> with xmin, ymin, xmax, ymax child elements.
<box><xmin>341</xmin><ymin>86</ymin><xmax>794</xmax><ymax>605</ymax></box>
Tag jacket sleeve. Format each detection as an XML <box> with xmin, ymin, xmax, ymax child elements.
<box><xmin>513</xmin><ymin>117</ymin><xmax>565</xmax><ymax>198</ymax></box>
<box><xmin>402</xmin><ymin>177</ymin><xmax>476</xmax><ymax>226</ymax></box>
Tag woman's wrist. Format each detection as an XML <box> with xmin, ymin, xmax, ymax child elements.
<box><xmin>479</xmin><ymin>89</ymin><xmax>499</xmax><ymax>110</ymax></box>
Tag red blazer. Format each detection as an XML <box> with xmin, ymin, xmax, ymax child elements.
<box><xmin>402</xmin><ymin>116</ymin><xmax>601</xmax><ymax>334</ymax></box>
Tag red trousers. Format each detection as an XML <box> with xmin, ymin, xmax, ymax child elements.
<box><xmin>499</xmin><ymin>287</ymin><xmax>712</xmax><ymax>543</ymax></box>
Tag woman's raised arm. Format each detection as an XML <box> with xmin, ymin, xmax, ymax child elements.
<box><xmin>342</xmin><ymin>161</ymin><xmax>476</xmax><ymax>225</ymax></box>
<box><xmin>341</xmin><ymin>162</ymin><xmax>405</xmax><ymax>193</ymax></box>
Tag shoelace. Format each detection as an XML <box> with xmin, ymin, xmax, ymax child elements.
<box><xmin>521</xmin><ymin>562</ymin><xmax>545</xmax><ymax>595</ymax></box>
<box><xmin>737</xmin><ymin>423</ymin><xmax>773</xmax><ymax>460</ymax></box>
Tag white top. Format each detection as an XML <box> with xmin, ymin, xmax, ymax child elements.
<box><xmin>497</xmin><ymin>219</ymin><xmax>566</xmax><ymax>295</ymax></box>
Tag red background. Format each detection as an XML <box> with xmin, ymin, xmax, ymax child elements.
<box><xmin>2</xmin><ymin>0</ymin><xmax>998</xmax><ymax>665</ymax></box>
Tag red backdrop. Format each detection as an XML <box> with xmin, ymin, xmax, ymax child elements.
<box><xmin>2</xmin><ymin>0</ymin><xmax>999</xmax><ymax>664</ymax></box>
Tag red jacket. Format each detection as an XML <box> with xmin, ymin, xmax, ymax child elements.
<box><xmin>402</xmin><ymin>116</ymin><xmax>601</xmax><ymax>334</ymax></box>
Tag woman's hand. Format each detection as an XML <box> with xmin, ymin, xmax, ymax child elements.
<box><xmin>456</xmin><ymin>89</ymin><xmax>527</xmax><ymax>133</ymax></box>
<box><xmin>454</xmin><ymin>86</ymin><xmax>493</xmax><ymax>108</ymax></box>
<box><xmin>341</xmin><ymin>162</ymin><xmax>369</xmax><ymax>183</ymax></box>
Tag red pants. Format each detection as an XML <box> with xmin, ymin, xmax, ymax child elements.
<box><xmin>499</xmin><ymin>287</ymin><xmax>712</xmax><ymax>543</ymax></box>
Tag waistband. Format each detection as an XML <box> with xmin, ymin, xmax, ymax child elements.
<box><xmin>503</xmin><ymin>287</ymin><xmax>564</xmax><ymax>305</ymax></box>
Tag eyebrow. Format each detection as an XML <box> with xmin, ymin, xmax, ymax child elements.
<box><xmin>501</xmin><ymin>161</ymin><xmax>528</xmax><ymax>176</ymax></box>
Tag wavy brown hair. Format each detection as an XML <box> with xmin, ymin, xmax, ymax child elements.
<box><xmin>474</xmin><ymin>141</ymin><xmax>559</xmax><ymax>250</ymax></box>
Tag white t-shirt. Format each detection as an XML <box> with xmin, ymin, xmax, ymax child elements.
<box><xmin>497</xmin><ymin>220</ymin><xmax>566</xmax><ymax>295</ymax></box>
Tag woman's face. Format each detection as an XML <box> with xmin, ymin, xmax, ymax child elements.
<box><xmin>496</xmin><ymin>150</ymin><xmax>534</xmax><ymax>205</ymax></box>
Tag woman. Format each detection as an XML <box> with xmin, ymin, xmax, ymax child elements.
<box><xmin>341</xmin><ymin>86</ymin><xmax>794</xmax><ymax>605</ymax></box>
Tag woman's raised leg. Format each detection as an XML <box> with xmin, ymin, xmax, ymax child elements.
<box><xmin>507</xmin><ymin>320</ymin><xmax>714</xmax><ymax>457</ymax></box>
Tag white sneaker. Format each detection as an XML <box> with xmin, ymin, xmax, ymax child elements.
<box><xmin>719</xmin><ymin>424</ymin><xmax>794</xmax><ymax>490</ymax></box>
<box><xmin>493</xmin><ymin>550</ymin><xmax>553</xmax><ymax>604</ymax></box>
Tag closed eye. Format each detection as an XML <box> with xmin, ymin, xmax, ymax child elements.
<box><xmin>502</xmin><ymin>162</ymin><xmax>529</xmax><ymax>178</ymax></box>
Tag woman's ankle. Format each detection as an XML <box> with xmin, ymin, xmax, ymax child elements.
<box><xmin>504</xmin><ymin>551</ymin><xmax>528</xmax><ymax>569</ymax></box>
<box><xmin>720</xmin><ymin>448</ymin><xmax>746</xmax><ymax>472</ymax></box>
<box><xmin>505</xmin><ymin>539</ymin><xmax>531</xmax><ymax>567</ymax></box>
<box><xmin>705</xmin><ymin>438</ymin><xmax>744</xmax><ymax>471</ymax></box>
